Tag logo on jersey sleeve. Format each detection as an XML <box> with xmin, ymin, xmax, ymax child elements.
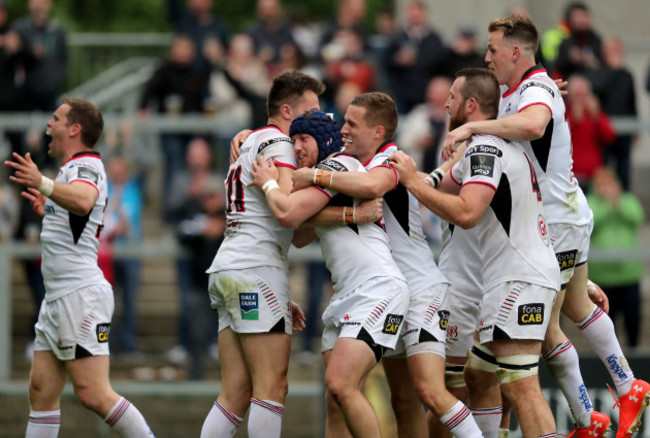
<box><xmin>518</xmin><ymin>303</ymin><xmax>545</xmax><ymax>325</ymax></box>
<box><xmin>520</xmin><ymin>81</ymin><xmax>555</xmax><ymax>98</ymax></box>
<box><xmin>77</xmin><ymin>166</ymin><xmax>100</xmax><ymax>185</ymax></box>
<box><xmin>382</xmin><ymin>314</ymin><xmax>404</xmax><ymax>335</ymax></box>
<box><xmin>239</xmin><ymin>293</ymin><xmax>259</xmax><ymax>320</ymax></box>
<box><xmin>466</xmin><ymin>145</ymin><xmax>503</xmax><ymax>157</ymax></box>
<box><xmin>470</xmin><ymin>155</ymin><xmax>495</xmax><ymax>177</ymax></box>
<box><xmin>556</xmin><ymin>250</ymin><xmax>577</xmax><ymax>272</ymax></box>
<box><xmin>438</xmin><ymin>310</ymin><xmax>450</xmax><ymax>330</ymax></box>
<box><xmin>316</xmin><ymin>158</ymin><xmax>349</xmax><ymax>172</ymax></box>
<box><xmin>96</xmin><ymin>323</ymin><xmax>111</xmax><ymax>343</ymax></box>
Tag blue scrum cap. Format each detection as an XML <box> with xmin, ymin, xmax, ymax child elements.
<box><xmin>289</xmin><ymin>111</ymin><xmax>343</xmax><ymax>162</ymax></box>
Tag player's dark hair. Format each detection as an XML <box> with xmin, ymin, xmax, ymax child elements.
<box><xmin>63</xmin><ymin>97</ymin><xmax>104</xmax><ymax>148</ymax></box>
<box><xmin>488</xmin><ymin>14</ymin><xmax>539</xmax><ymax>54</ymax></box>
<box><xmin>266</xmin><ymin>70</ymin><xmax>325</xmax><ymax>118</ymax></box>
<box><xmin>455</xmin><ymin>68</ymin><xmax>500</xmax><ymax>119</ymax></box>
<box><xmin>349</xmin><ymin>92</ymin><xmax>398</xmax><ymax>141</ymax></box>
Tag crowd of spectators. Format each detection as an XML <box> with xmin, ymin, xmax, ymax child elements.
<box><xmin>1</xmin><ymin>0</ymin><xmax>649</xmax><ymax>367</ymax></box>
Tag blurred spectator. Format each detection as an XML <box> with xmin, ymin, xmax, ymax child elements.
<box><xmin>165</xmin><ymin>138</ymin><xmax>215</xmax><ymax>366</ymax></box>
<box><xmin>12</xmin><ymin>0</ymin><xmax>66</xmax><ymax>112</ymax></box>
<box><xmin>167</xmin><ymin>0</ymin><xmax>228</xmax><ymax>75</ymax></box>
<box><xmin>428</xmin><ymin>26</ymin><xmax>484</xmax><ymax>80</ymax></box>
<box><xmin>103</xmin><ymin>155</ymin><xmax>143</xmax><ymax>357</ymax></box>
<box><xmin>0</xmin><ymin>4</ymin><xmax>25</xmax><ymax>156</ymax></box>
<box><xmin>539</xmin><ymin>4</ymin><xmax>572</xmax><ymax>74</ymax></box>
<box><xmin>327</xmin><ymin>80</ymin><xmax>362</xmax><ymax>126</ymax></box>
<box><xmin>319</xmin><ymin>0</ymin><xmax>370</xmax><ymax>55</ymax></box>
<box><xmin>383</xmin><ymin>0</ymin><xmax>446</xmax><ymax>113</ymax></box>
<box><xmin>556</xmin><ymin>2</ymin><xmax>603</xmax><ymax>77</ymax></box>
<box><xmin>566</xmin><ymin>75</ymin><xmax>616</xmax><ymax>191</ymax></box>
<box><xmin>176</xmin><ymin>177</ymin><xmax>225</xmax><ymax>379</ymax></box>
<box><xmin>245</xmin><ymin>0</ymin><xmax>296</xmax><ymax>75</ymax></box>
<box><xmin>138</xmin><ymin>35</ymin><xmax>209</xmax><ymax>222</ymax></box>
<box><xmin>12</xmin><ymin>0</ymin><xmax>67</xmax><ymax>170</ymax></box>
<box><xmin>587</xmin><ymin>167</ymin><xmax>645</xmax><ymax>348</ymax></box>
<box><xmin>397</xmin><ymin>75</ymin><xmax>451</xmax><ymax>172</ymax></box>
<box><xmin>588</xmin><ymin>37</ymin><xmax>637</xmax><ymax>191</ymax></box>
<box><xmin>322</xmin><ymin>27</ymin><xmax>375</xmax><ymax>106</ymax></box>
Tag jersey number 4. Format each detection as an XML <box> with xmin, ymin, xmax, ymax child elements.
<box><xmin>226</xmin><ymin>165</ymin><xmax>245</xmax><ymax>213</ymax></box>
<box><xmin>524</xmin><ymin>153</ymin><xmax>542</xmax><ymax>202</ymax></box>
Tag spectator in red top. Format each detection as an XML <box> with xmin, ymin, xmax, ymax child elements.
<box><xmin>566</xmin><ymin>74</ymin><xmax>616</xmax><ymax>192</ymax></box>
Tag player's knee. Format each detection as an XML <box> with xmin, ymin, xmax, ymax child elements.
<box><xmin>75</xmin><ymin>386</ymin><xmax>103</xmax><ymax>413</ymax></box>
<box><xmin>325</xmin><ymin>375</ymin><xmax>354</xmax><ymax>406</ymax></box>
<box><xmin>413</xmin><ymin>378</ymin><xmax>446</xmax><ymax>412</ymax></box>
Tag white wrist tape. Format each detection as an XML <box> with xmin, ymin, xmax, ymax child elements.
<box><xmin>38</xmin><ymin>175</ymin><xmax>54</xmax><ymax>197</ymax></box>
<box><xmin>262</xmin><ymin>179</ymin><xmax>279</xmax><ymax>196</ymax></box>
<box><xmin>426</xmin><ymin>169</ymin><xmax>444</xmax><ymax>188</ymax></box>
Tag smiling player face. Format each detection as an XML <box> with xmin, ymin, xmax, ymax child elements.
<box><xmin>292</xmin><ymin>133</ymin><xmax>319</xmax><ymax>169</ymax></box>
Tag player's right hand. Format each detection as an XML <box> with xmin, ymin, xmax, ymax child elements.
<box><xmin>250</xmin><ymin>154</ymin><xmax>278</xmax><ymax>188</ymax></box>
<box><xmin>230</xmin><ymin>129</ymin><xmax>252</xmax><ymax>164</ymax></box>
<box><xmin>355</xmin><ymin>198</ymin><xmax>383</xmax><ymax>224</ymax></box>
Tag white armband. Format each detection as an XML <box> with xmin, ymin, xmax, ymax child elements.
<box><xmin>38</xmin><ymin>175</ymin><xmax>54</xmax><ymax>197</ymax></box>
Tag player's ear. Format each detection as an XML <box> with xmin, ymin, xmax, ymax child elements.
<box><xmin>69</xmin><ymin>123</ymin><xmax>82</xmax><ymax>138</ymax></box>
<box><xmin>280</xmin><ymin>103</ymin><xmax>293</xmax><ymax>121</ymax></box>
<box><xmin>374</xmin><ymin>124</ymin><xmax>385</xmax><ymax>141</ymax></box>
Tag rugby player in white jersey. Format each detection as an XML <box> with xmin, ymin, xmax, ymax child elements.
<box><xmin>249</xmin><ymin>110</ymin><xmax>409</xmax><ymax>438</ymax></box>
<box><xmin>201</xmin><ymin>71</ymin><xmax>323</xmax><ymax>438</ymax></box>
<box><xmin>393</xmin><ymin>68</ymin><xmax>562</xmax><ymax>438</ymax></box>
<box><xmin>291</xmin><ymin>92</ymin><xmax>483</xmax><ymax>438</ymax></box>
<box><xmin>5</xmin><ymin>98</ymin><xmax>155</xmax><ymax>438</ymax></box>
<box><xmin>442</xmin><ymin>14</ymin><xmax>649</xmax><ymax>438</ymax></box>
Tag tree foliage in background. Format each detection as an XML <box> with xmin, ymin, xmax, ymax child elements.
<box><xmin>4</xmin><ymin>0</ymin><xmax>391</xmax><ymax>34</ymax></box>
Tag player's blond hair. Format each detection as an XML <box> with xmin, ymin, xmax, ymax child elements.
<box><xmin>489</xmin><ymin>14</ymin><xmax>539</xmax><ymax>55</ymax></box>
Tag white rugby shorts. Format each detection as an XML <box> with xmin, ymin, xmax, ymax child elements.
<box><xmin>385</xmin><ymin>283</ymin><xmax>450</xmax><ymax>359</ymax></box>
<box><xmin>445</xmin><ymin>290</ymin><xmax>481</xmax><ymax>358</ymax></box>
<box><xmin>321</xmin><ymin>276</ymin><xmax>409</xmax><ymax>353</ymax></box>
<box><xmin>478</xmin><ymin>281</ymin><xmax>557</xmax><ymax>344</ymax></box>
<box><xmin>34</xmin><ymin>284</ymin><xmax>114</xmax><ymax>361</ymax></box>
<box><xmin>209</xmin><ymin>266</ymin><xmax>292</xmax><ymax>335</ymax></box>
<box><xmin>549</xmin><ymin>221</ymin><xmax>593</xmax><ymax>289</ymax></box>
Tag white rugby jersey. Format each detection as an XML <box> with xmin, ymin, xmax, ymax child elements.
<box><xmin>366</xmin><ymin>142</ymin><xmax>449</xmax><ymax>294</ymax></box>
<box><xmin>207</xmin><ymin>125</ymin><xmax>297</xmax><ymax>273</ymax></box>
<box><xmin>450</xmin><ymin>134</ymin><xmax>560</xmax><ymax>292</ymax></box>
<box><xmin>438</xmin><ymin>222</ymin><xmax>483</xmax><ymax>304</ymax></box>
<box><xmin>314</xmin><ymin>154</ymin><xmax>405</xmax><ymax>297</ymax></box>
<box><xmin>499</xmin><ymin>65</ymin><xmax>592</xmax><ymax>226</ymax></box>
<box><xmin>40</xmin><ymin>151</ymin><xmax>111</xmax><ymax>300</ymax></box>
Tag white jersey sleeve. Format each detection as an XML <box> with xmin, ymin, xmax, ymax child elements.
<box><xmin>208</xmin><ymin>126</ymin><xmax>297</xmax><ymax>273</ymax></box>
<box><xmin>40</xmin><ymin>152</ymin><xmax>111</xmax><ymax>300</ymax></box>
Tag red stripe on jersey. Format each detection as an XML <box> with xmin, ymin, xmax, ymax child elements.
<box><xmin>449</xmin><ymin>164</ymin><xmax>462</xmax><ymax>186</ymax></box>
<box><xmin>70</xmin><ymin>178</ymin><xmax>100</xmax><ymax>195</ymax></box>
<box><xmin>462</xmin><ymin>180</ymin><xmax>497</xmax><ymax>191</ymax></box>
<box><xmin>251</xmin><ymin>125</ymin><xmax>283</xmax><ymax>135</ymax></box>
<box><xmin>502</xmin><ymin>69</ymin><xmax>547</xmax><ymax>98</ymax></box>
<box><xmin>274</xmin><ymin>161</ymin><xmax>297</xmax><ymax>170</ymax></box>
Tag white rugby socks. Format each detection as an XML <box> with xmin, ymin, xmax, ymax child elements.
<box><xmin>577</xmin><ymin>305</ymin><xmax>634</xmax><ymax>395</ymax></box>
<box><xmin>470</xmin><ymin>406</ymin><xmax>503</xmax><ymax>438</ymax></box>
<box><xmin>26</xmin><ymin>410</ymin><xmax>60</xmax><ymax>438</ymax></box>
<box><xmin>248</xmin><ymin>398</ymin><xmax>284</xmax><ymax>438</ymax></box>
<box><xmin>544</xmin><ymin>340</ymin><xmax>593</xmax><ymax>428</ymax></box>
<box><xmin>441</xmin><ymin>400</ymin><xmax>483</xmax><ymax>438</ymax></box>
<box><xmin>200</xmin><ymin>401</ymin><xmax>243</xmax><ymax>438</ymax></box>
<box><xmin>104</xmin><ymin>397</ymin><xmax>155</xmax><ymax>437</ymax></box>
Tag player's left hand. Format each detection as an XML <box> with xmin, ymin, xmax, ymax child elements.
<box><xmin>290</xmin><ymin>300</ymin><xmax>306</xmax><ymax>333</ymax></box>
<box><xmin>230</xmin><ymin>129</ymin><xmax>252</xmax><ymax>164</ymax></box>
<box><xmin>5</xmin><ymin>152</ymin><xmax>43</xmax><ymax>189</ymax></box>
<box><xmin>291</xmin><ymin>167</ymin><xmax>316</xmax><ymax>191</ymax></box>
<box><xmin>390</xmin><ymin>151</ymin><xmax>418</xmax><ymax>186</ymax></box>
<box><xmin>586</xmin><ymin>279</ymin><xmax>609</xmax><ymax>314</ymax></box>
<box><xmin>250</xmin><ymin>154</ymin><xmax>279</xmax><ymax>188</ymax></box>
<box><xmin>554</xmin><ymin>78</ymin><xmax>568</xmax><ymax>97</ymax></box>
